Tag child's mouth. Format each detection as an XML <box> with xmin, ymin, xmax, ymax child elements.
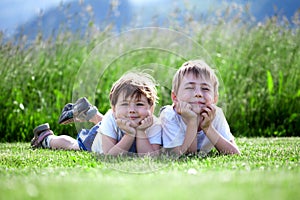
<box><xmin>191</xmin><ymin>101</ymin><xmax>205</xmax><ymax>106</ymax></box>
<box><xmin>128</xmin><ymin>116</ymin><xmax>139</xmax><ymax>120</ymax></box>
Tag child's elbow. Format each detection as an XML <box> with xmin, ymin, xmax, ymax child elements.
<box><xmin>223</xmin><ymin>148</ymin><xmax>241</xmax><ymax>155</ymax></box>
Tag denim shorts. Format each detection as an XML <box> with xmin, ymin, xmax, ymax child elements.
<box><xmin>77</xmin><ymin>123</ymin><xmax>100</xmax><ymax>152</ymax></box>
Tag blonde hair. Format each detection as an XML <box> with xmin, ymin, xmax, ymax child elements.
<box><xmin>172</xmin><ymin>60</ymin><xmax>219</xmax><ymax>96</ymax></box>
<box><xmin>110</xmin><ymin>72</ymin><xmax>158</xmax><ymax>107</ymax></box>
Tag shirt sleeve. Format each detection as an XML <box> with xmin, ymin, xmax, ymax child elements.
<box><xmin>146</xmin><ymin>117</ymin><xmax>162</xmax><ymax>145</ymax></box>
<box><xmin>91</xmin><ymin>110</ymin><xmax>117</xmax><ymax>154</ymax></box>
<box><xmin>99</xmin><ymin>109</ymin><xmax>118</xmax><ymax>140</ymax></box>
<box><xmin>160</xmin><ymin>106</ymin><xmax>185</xmax><ymax>148</ymax></box>
<box><xmin>213</xmin><ymin>107</ymin><xmax>234</xmax><ymax>141</ymax></box>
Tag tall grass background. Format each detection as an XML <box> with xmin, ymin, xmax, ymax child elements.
<box><xmin>0</xmin><ymin>2</ymin><xmax>299</xmax><ymax>142</ymax></box>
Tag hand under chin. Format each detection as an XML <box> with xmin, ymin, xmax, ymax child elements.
<box><xmin>129</xmin><ymin>119</ymin><xmax>141</xmax><ymax>128</ymax></box>
<box><xmin>191</xmin><ymin>105</ymin><xmax>205</xmax><ymax>114</ymax></box>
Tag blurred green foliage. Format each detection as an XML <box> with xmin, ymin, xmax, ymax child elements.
<box><xmin>0</xmin><ymin>4</ymin><xmax>299</xmax><ymax>142</ymax></box>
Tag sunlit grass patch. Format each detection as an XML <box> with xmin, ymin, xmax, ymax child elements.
<box><xmin>0</xmin><ymin>138</ymin><xmax>299</xmax><ymax>199</ymax></box>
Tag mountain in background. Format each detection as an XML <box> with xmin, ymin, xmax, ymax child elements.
<box><xmin>4</xmin><ymin>0</ymin><xmax>300</xmax><ymax>41</ymax></box>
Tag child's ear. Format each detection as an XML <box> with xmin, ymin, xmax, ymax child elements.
<box><xmin>171</xmin><ymin>91</ymin><xmax>178</xmax><ymax>103</ymax></box>
<box><xmin>214</xmin><ymin>95</ymin><xmax>218</xmax><ymax>104</ymax></box>
<box><xmin>150</xmin><ymin>105</ymin><xmax>155</xmax><ymax>114</ymax></box>
<box><xmin>112</xmin><ymin>106</ymin><xmax>116</xmax><ymax>114</ymax></box>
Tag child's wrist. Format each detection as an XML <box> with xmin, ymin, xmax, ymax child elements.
<box><xmin>186</xmin><ymin>119</ymin><xmax>198</xmax><ymax>126</ymax></box>
<box><xmin>136</xmin><ymin>130</ymin><xmax>148</xmax><ymax>139</ymax></box>
<box><xmin>204</xmin><ymin>126</ymin><xmax>220</xmax><ymax>145</ymax></box>
<box><xmin>202</xmin><ymin>125</ymin><xmax>211</xmax><ymax>133</ymax></box>
<box><xmin>125</xmin><ymin>132</ymin><xmax>136</xmax><ymax>137</ymax></box>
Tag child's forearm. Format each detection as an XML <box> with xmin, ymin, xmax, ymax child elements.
<box><xmin>136</xmin><ymin>130</ymin><xmax>159</xmax><ymax>156</ymax></box>
<box><xmin>204</xmin><ymin>126</ymin><xmax>240</xmax><ymax>155</ymax></box>
<box><xmin>172</xmin><ymin>121</ymin><xmax>198</xmax><ymax>155</ymax></box>
<box><xmin>187</xmin><ymin>136</ymin><xmax>197</xmax><ymax>153</ymax></box>
<box><xmin>106</xmin><ymin>134</ymin><xmax>135</xmax><ymax>156</ymax></box>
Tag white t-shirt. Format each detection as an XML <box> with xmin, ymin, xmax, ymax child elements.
<box><xmin>160</xmin><ymin>105</ymin><xmax>234</xmax><ymax>153</ymax></box>
<box><xmin>92</xmin><ymin>109</ymin><xmax>162</xmax><ymax>154</ymax></box>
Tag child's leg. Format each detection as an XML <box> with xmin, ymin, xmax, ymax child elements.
<box><xmin>58</xmin><ymin>97</ymin><xmax>102</xmax><ymax>125</ymax></box>
<box><xmin>48</xmin><ymin>135</ymin><xmax>80</xmax><ymax>150</ymax></box>
<box><xmin>89</xmin><ymin>111</ymin><xmax>103</xmax><ymax>124</ymax></box>
<box><xmin>31</xmin><ymin>123</ymin><xmax>80</xmax><ymax>150</ymax></box>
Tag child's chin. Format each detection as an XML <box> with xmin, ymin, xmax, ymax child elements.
<box><xmin>192</xmin><ymin>107</ymin><xmax>202</xmax><ymax>114</ymax></box>
<box><xmin>129</xmin><ymin>119</ymin><xmax>141</xmax><ymax>127</ymax></box>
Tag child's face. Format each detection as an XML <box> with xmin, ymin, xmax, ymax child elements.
<box><xmin>172</xmin><ymin>73</ymin><xmax>217</xmax><ymax>114</ymax></box>
<box><xmin>112</xmin><ymin>92</ymin><xmax>154</xmax><ymax>126</ymax></box>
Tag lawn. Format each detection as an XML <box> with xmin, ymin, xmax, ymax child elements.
<box><xmin>0</xmin><ymin>137</ymin><xmax>299</xmax><ymax>200</ymax></box>
<box><xmin>1</xmin><ymin>3</ymin><xmax>299</xmax><ymax>200</ymax></box>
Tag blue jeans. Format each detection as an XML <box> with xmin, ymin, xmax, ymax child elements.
<box><xmin>77</xmin><ymin>123</ymin><xmax>100</xmax><ymax>152</ymax></box>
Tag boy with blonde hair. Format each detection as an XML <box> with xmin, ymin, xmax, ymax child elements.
<box><xmin>160</xmin><ymin>60</ymin><xmax>240</xmax><ymax>155</ymax></box>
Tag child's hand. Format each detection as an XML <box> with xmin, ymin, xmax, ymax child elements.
<box><xmin>174</xmin><ymin>101</ymin><xmax>198</xmax><ymax>123</ymax></box>
<box><xmin>137</xmin><ymin>115</ymin><xmax>153</xmax><ymax>131</ymax></box>
<box><xmin>116</xmin><ymin>118</ymin><xmax>136</xmax><ymax>136</ymax></box>
<box><xmin>200</xmin><ymin>104</ymin><xmax>216</xmax><ymax>132</ymax></box>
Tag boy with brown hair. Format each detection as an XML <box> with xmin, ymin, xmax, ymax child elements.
<box><xmin>92</xmin><ymin>71</ymin><xmax>161</xmax><ymax>155</ymax></box>
<box><xmin>31</xmin><ymin>71</ymin><xmax>162</xmax><ymax>156</ymax></box>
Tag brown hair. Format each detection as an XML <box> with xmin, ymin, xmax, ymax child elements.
<box><xmin>172</xmin><ymin>60</ymin><xmax>219</xmax><ymax>96</ymax></box>
<box><xmin>109</xmin><ymin>72</ymin><xmax>158</xmax><ymax>107</ymax></box>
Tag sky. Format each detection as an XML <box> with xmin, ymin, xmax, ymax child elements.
<box><xmin>0</xmin><ymin>0</ymin><xmax>72</xmax><ymax>32</ymax></box>
<box><xmin>1</xmin><ymin>0</ymin><xmax>299</xmax><ymax>35</ymax></box>
<box><xmin>0</xmin><ymin>0</ymin><xmax>214</xmax><ymax>34</ymax></box>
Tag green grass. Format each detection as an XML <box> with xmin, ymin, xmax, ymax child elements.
<box><xmin>1</xmin><ymin>5</ymin><xmax>298</xmax><ymax>199</ymax></box>
<box><xmin>0</xmin><ymin>137</ymin><xmax>299</xmax><ymax>200</ymax></box>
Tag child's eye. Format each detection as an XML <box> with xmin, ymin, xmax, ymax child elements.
<box><xmin>185</xmin><ymin>87</ymin><xmax>194</xmax><ymax>90</ymax></box>
<box><xmin>121</xmin><ymin>103</ymin><xmax>129</xmax><ymax>106</ymax></box>
<box><xmin>202</xmin><ymin>87</ymin><xmax>210</xmax><ymax>91</ymax></box>
<box><xmin>136</xmin><ymin>103</ymin><xmax>145</xmax><ymax>106</ymax></box>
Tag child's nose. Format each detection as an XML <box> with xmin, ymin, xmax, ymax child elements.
<box><xmin>128</xmin><ymin>104</ymin><xmax>136</xmax><ymax>112</ymax></box>
<box><xmin>194</xmin><ymin>88</ymin><xmax>202</xmax><ymax>97</ymax></box>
